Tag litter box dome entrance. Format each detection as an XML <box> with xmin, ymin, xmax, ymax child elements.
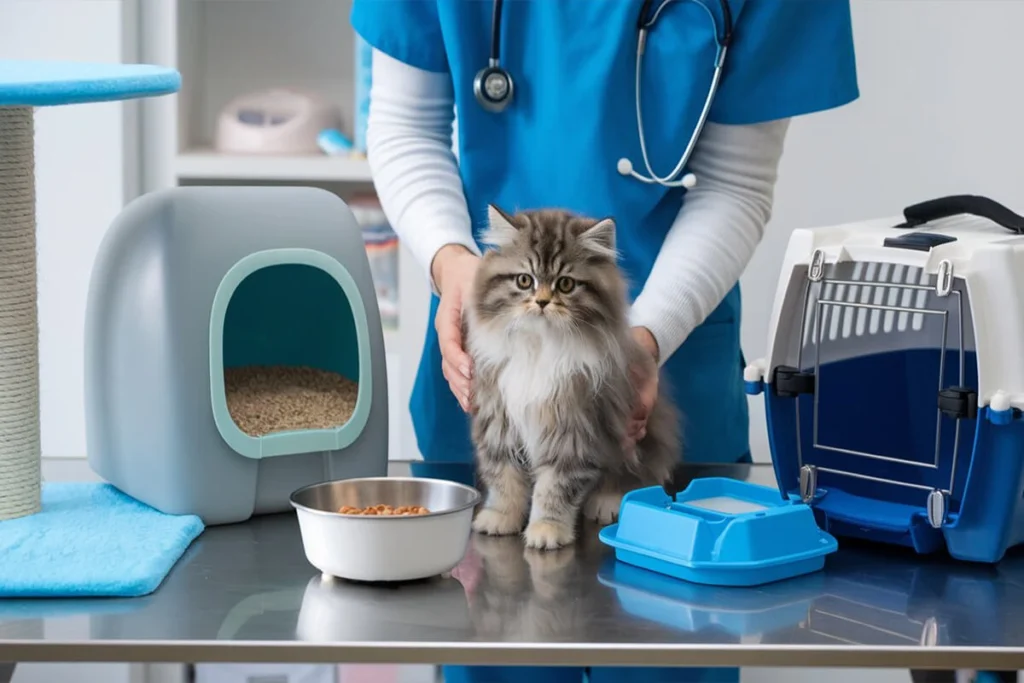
<box><xmin>209</xmin><ymin>248</ymin><xmax>373</xmax><ymax>459</ymax></box>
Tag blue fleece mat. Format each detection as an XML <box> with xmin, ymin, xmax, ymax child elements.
<box><xmin>0</xmin><ymin>483</ymin><xmax>204</xmax><ymax>598</ymax></box>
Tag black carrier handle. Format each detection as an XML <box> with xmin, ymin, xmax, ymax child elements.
<box><xmin>895</xmin><ymin>194</ymin><xmax>1024</xmax><ymax>234</ymax></box>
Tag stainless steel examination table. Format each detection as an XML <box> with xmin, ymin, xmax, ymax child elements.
<box><xmin>1</xmin><ymin>464</ymin><xmax>1023</xmax><ymax>680</ymax></box>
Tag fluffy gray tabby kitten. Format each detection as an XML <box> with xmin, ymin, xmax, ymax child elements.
<box><xmin>463</xmin><ymin>205</ymin><xmax>681</xmax><ymax>550</ymax></box>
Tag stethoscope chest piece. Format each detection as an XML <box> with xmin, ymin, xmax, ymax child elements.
<box><xmin>474</xmin><ymin>64</ymin><xmax>514</xmax><ymax>113</ymax></box>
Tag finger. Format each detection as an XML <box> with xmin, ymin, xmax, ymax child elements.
<box><xmin>440</xmin><ymin>300</ymin><xmax>475</xmax><ymax>375</ymax></box>
<box><xmin>440</xmin><ymin>360</ymin><xmax>468</xmax><ymax>406</ymax></box>
<box><xmin>439</xmin><ymin>329</ymin><xmax>473</xmax><ymax>380</ymax></box>
<box><xmin>437</xmin><ymin>311</ymin><xmax>472</xmax><ymax>370</ymax></box>
<box><xmin>449</xmin><ymin>381</ymin><xmax>469</xmax><ymax>412</ymax></box>
<box><xmin>443</xmin><ymin>360</ymin><xmax>471</xmax><ymax>399</ymax></box>
<box><xmin>643</xmin><ymin>386</ymin><xmax>658</xmax><ymax>410</ymax></box>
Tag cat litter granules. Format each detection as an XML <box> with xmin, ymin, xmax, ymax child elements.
<box><xmin>224</xmin><ymin>365</ymin><xmax>358</xmax><ymax>436</ymax></box>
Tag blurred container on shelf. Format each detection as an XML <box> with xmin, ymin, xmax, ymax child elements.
<box><xmin>350</xmin><ymin>194</ymin><xmax>399</xmax><ymax>331</ymax></box>
<box><xmin>215</xmin><ymin>88</ymin><xmax>341</xmax><ymax>155</ymax></box>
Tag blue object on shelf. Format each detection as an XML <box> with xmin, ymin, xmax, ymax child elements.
<box><xmin>598</xmin><ymin>477</ymin><xmax>838</xmax><ymax>587</ymax></box>
<box><xmin>0</xmin><ymin>483</ymin><xmax>203</xmax><ymax>598</ymax></box>
<box><xmin>0</xmin><ymin>60</ymin><xmax>179</xmax><ymax>106</ymax></box>
<box><xmin>317</xmin><ymin>128</ymin><xmax>354</xmax><ymax>156</ymax></box>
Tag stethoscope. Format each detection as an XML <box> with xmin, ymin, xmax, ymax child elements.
<box><xmin>473</xmin><ymin>0</ymin><xmax>734</xmax><ymax>189</ymax></box>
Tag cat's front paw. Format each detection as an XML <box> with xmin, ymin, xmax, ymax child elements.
<box><xmin>472</xmin><ymin>508</ymin><xmax>523</xmax><ymax>536</ymax></box>
<box><xmin>584</xmin><ymin>490</ymin><xmax>622</xmax><ymax>526</ymax></box>
<box><xmin>523</xmin><ymin>519</ymin><xmax>574</xmax><ymax>550</ymax></box>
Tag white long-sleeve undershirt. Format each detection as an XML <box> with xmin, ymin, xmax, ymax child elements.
<box><xmin>365</xmin><ymin>48</ymin><xmax>789</xmax><ymax>363</ymax></box>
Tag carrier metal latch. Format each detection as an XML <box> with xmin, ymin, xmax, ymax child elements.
<box><xmin>936</xmin><ymin>259</ymin><xmax>954</xmax><ymax>297</ymax></box>
<box><xmin>926</xmin><ymin>489</ymin><xmax>947</xmax><ymax>529</ymax></box>
<box><xmin>808</xmin><ymin>249</ymin><xmax>825</xmax><ymax>282</ymax></box>
<box><xmin>799</xmin><ymin>465</ymin><xmax>818</xmax><ymax>503</ymax></box>
<box><xmin>938</xmin><ymin>386</ymin><xmax>978</xmax><ymax>420</ymax></box>
<box><xmin>773</xmin><ymin>366</ymin><xmax>815</xmax><ymax>397</ymax></box>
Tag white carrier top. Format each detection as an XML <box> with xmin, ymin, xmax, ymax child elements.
<box><xmin>748</xmin><ymin>195</ymin><xmax>1024</xmax><ymax>413</ymax></box>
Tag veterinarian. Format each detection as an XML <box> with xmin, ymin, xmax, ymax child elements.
<box><xmin>352</xmin><ymin>0</ymin><xmax>858</xmax><ymax>681</ymax></box>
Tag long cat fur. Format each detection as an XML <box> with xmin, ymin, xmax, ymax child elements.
<box><xmin>463</xmin><ymin>204</ymin><xmax>681</xmax><ymax>550</ymax></box>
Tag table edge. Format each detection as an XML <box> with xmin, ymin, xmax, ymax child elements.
<box><xmin>4</xmin><ymin>642</ymin><xmax>1024</xmax><ymax>670</ymax></box>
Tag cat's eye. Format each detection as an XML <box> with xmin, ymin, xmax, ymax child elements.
<box><xmin>515</xmin><ymin>273</ymin><xmax>534</xmax><ymax>290</ymax></box>
<box><xmin>556</xmin><ymin>276</ymin><xmax>576</xmax><ymax>294</ymax></box>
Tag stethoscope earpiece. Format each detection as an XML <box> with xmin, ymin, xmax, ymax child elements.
<box><xmin>618</xmin><ymin>157</ymin><xmax>696</xmax><ymax>188</ymax></box>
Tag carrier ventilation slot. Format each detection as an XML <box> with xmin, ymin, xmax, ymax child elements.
<box><xmin>801</xmin><ymin>262</ymin><xmax>932</xmax><ymax>349</ymax></box>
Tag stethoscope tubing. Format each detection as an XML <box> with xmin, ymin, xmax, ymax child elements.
<box><xmin>476</xmin><ymin>0</ymin><xmax>734</xmax><ymax>188</ymax></box>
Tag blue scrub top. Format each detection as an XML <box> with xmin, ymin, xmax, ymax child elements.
<box><xmin>351</xmin><ymin>0</ymin><xmax>859</xmax><ymax>477</ymax></box>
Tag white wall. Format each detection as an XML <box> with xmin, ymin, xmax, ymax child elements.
<box><xmin>0</xmin><ymin>0</ymin><xmax>136</xmax><ymax>460</ymax></box>
<box><xmin>743</xmin><ymin>0</ymin><xmax>1024</xmax><ymax>463</ymax></box>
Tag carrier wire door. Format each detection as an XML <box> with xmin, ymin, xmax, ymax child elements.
<box><xmin>775</xmin><ymin>257</ymin><xmax>977</xmax><ymax>544</ymax></box>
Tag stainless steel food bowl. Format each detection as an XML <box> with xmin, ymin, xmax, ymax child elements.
<box><xmin>289</xmin><ymin>477</ymin><xmax>481</xmax><ymax>582</ymax></box>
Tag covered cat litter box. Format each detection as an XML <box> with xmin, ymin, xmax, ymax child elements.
<box><xmin>744</xmin><ymin>195</ymin><xmax>1024</xmax><ymax>564</ymax></box>
<box><xmin>84</xmin><ymin>186</ymin><xmax>389</xmax><ymax>525</ymax></box>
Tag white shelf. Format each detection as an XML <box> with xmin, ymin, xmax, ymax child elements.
<box><xmin>176</xmin><ymin>148</ymin><xmax>373</xmax><ymax>182</ymax></box>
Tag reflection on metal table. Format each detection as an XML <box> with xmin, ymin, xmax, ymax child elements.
<box><xmin>2</xmin><ymin>464</ymin><xmax>1024</xmax><ymax>670</ymax></box>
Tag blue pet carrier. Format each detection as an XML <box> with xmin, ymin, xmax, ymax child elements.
<box><xmin>745</xmin><ymin>195</ymin><xmax>1024</xmax><ymax>564</ymax></box>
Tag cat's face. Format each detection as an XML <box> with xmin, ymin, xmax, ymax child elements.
<box><xmin>469</xmin><ymin>205</ymin><xmax>628</xmax><ymax>335</ymax></box>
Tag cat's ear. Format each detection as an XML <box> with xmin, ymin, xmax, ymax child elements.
<box><xmin>482</xmin><ymin>203</ymin><xmax>520</xmax><ymax>248</ymax></box>
<box><xmin>578</xmin><ymin>217</ymin><xmax>617</xmax><ymax>260</ymax></box>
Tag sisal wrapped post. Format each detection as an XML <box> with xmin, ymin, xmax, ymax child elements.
<box><xmin>0</xmin><ymin>106</ymin><xmax>42</xmax><ymax>520</ymax></box>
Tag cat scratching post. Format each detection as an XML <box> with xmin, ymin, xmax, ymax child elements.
<box><xmin>0</xmin><ymin>106</ymin><xmax>41</xmax><ymax>520</ymax></box>
<box><xmin>0</xmin><ymin>61</ymin><xmax>179</xmax><ymax>520</ymax></box>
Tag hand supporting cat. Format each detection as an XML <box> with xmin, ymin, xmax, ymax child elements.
<box><xmin>463</xmin><ymin>205</ymin><xmax>681</xmax><ymax>550</ymax></box>
<box><xmin>431</xmin><ymin>243</ymin><xmax>480</xmax><ymax>413</ymax></box>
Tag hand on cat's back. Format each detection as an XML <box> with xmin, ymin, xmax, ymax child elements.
<box><xmin>431</xmin><ymin>243</ymin><xmax>481</xmax><ymax>412</ymax></box>
<box><xmin>625</xmin><ymin>326</ymin><xmax>660</xmax><ymax>448</ymax></box>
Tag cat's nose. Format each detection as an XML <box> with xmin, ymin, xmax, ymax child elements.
<box><xmin>536</xmin><ymin>299</ymin><xmax>550</xmax><ymax>309</ymax></box>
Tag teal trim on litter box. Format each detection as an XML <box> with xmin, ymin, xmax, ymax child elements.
<box><xmin>209</xmin><ymin>248</ymin><xmax>373</xmax><ymax>460</ymax></box>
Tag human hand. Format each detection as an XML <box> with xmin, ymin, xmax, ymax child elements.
<box><xmin>624</xmin><ymin>326</ymin><xmax>660</xmax><ymax>450</ymax></box>
<box><xmin>432</xmin><ymin>244</ymin><xmax>481</xmax><ymax>412</ymax></box>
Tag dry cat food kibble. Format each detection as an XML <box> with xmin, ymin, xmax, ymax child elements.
<box><xmin>337</xmin><ymin>504</ymin><xmax>431</xmax><ymax>516</ymax></box>
<box><xmin>224</xmin><ymin>365</ymin><xmax>358</xmax><ymax>437</ymax></box>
